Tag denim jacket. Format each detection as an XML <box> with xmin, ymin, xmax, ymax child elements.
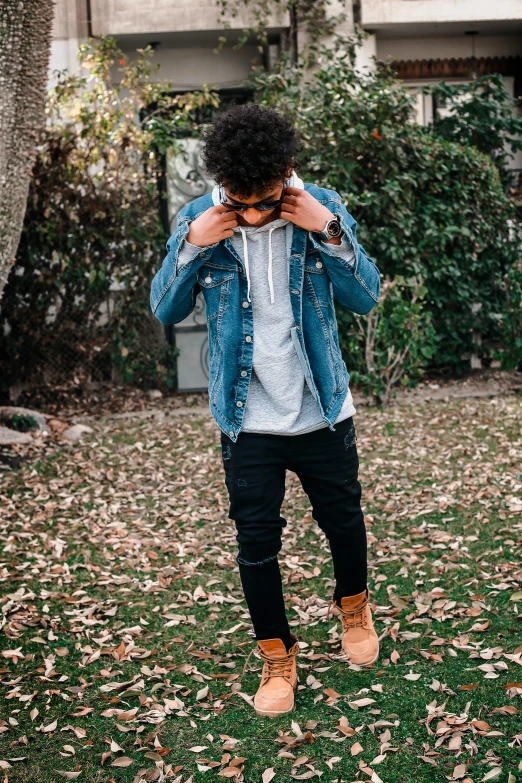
<box><xmin>150</xmin><ymin>184</ymin><xmax>380</xmax><ymax>442</ymax></box>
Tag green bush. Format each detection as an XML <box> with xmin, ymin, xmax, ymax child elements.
<box><xmin>0</xmin><ymin>38</ymin><xmax>216</xmax><ymax>392</ymax></box>
<box><xmin>427</xmin><ymin>74</ymin><xmax>522</xmax><ymax>185</ymax></box>
<box><xmin>252</xmin><ymin>38</ymin><xmax>521</xmax><ymax>377</ymax></box>
<box><xmin>338</xmin><ymin>275</ymin><xmax>436</xmax><ymax>404</ymax></box>
<box><xmin>497</xmin><ymin>256</ymin><xmax>522</xmax><ymax>369</ymax></box>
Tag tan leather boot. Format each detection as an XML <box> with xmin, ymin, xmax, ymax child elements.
<box><xmin>333</xmin><ymin>589</ymin><xmax>379</xmax><ymax>666</ymax></box>
<box><xmin>253</xmin><ymin>637</ymin><xmax>299</xmax><ymax>717</ymax></box>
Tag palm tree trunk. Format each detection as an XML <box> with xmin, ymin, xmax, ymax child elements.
<box><xmin>0</xmin><ymin>0</ymin><xmax>54</xmax><ymax>301</ymax></box>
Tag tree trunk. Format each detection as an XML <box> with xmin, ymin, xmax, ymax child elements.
<box><xmin>0</xmin><ymin>0</ymin><xmax>54</xmax><ymax>301</ymax></box>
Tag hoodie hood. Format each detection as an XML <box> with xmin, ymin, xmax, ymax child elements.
<box><xmin>211</xmin><ymin>171</ymin><xmax>304</xmax><ymax>304</ymax></box>
<box><xmin>211</xmin><ymin>170</ymin><xmax>304</xmax><ymax>207</ymax></box>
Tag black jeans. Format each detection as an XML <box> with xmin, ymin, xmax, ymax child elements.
<box><xmin>220</xmin><ymin>416</ymin><xmax>367</xmax><ymax>649</ymax></box>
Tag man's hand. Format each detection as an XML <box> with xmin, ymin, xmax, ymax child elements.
<box><xmin>186</xmin><ymin>205</ymin><xmax>238</xmax><ymax>248</ymax></box>
<box><xmin>281</xmin><ymin>186</ymin><xmax>340</xmax><ymax>242</ymax></box>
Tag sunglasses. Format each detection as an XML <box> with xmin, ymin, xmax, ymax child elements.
<box><xmin>219</xmin><ymin>185</ymin><xmax>284</xmax><ymax>212</ymax></box>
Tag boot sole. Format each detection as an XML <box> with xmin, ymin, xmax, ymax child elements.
<box><xmin>343</xmin><ymin>642</ymin><xmax>380</xmax><ymax>667</ymax></box>
<box><xmin>254</xmin><ymin>703</ymin><xmax>295</xmax><ymax>718</ymax></box>
<box><xmin>254</xmin><ymin>680</ymin><xmax>298</xmax><ymax>718</ymax></box>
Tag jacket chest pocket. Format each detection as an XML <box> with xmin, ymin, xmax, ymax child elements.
<box><xmin>198</xmin><ymin>267</ymin><xmax>235</xmax><ymax>320</ymax></box>
<box><xmin>304</xmin><ymin>256</ymin><xmax>330</xmax><ymax>307</ymax></box>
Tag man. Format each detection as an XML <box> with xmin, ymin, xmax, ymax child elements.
<box><xmin>150</xmin><ymin>104</ymin><xmax>381</xmax><ymax>717</ymax></box>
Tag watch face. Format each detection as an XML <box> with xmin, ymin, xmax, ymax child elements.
<box><xmin>327</xmin><ymin>219</ymin><xmax>341</xmax><ymax>237</ymax></box>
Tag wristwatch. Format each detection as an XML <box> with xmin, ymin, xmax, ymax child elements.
<box><xmin>318</xmin><ymin>215</ymin><xmax>343</xmax><ymax>241</ymax></box>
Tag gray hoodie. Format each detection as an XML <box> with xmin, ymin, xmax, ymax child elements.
<box><xmin>177</xmin><ymin>178</ymin><xmax>356</xmax><ymax>435</ymax></box>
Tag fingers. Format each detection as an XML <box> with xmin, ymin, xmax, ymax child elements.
<box><xmin>282</xmin><ymin>192</ymin><xmax>298</xmax><ymax>205</ymax></box>
<box><xmin>219</xmin><ymin>206</ymin><xmax>238</xmax><ymax>218</ymax></box>
<box><xmin>284</xmin><ymin>185</ymin><xmax>302</xmax><ymax>196</ymax></box>
<box><xmin>281</xmin><ymin>200</ymin><xmax>297</xmax><ymax>213</ymax></box>
<box><xmin>218</xmin><ymin>211</ymin><xmax>238</xmax><ymax>228</ymax></box>
<box><xmin>222</xmin><ymin>229</ymin><xmax>235</xmax><ymax>238</ymax></box>
<box><xmin>213</xmin><ymin>204</ymin><xmax>237</xmax><ymax>218</ymax></box>
<box><xmin>280</xmin><ymin>209</ymin><xmax>297</xmax><ymax>223</ymax></box>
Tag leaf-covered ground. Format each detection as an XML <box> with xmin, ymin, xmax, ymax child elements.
<box><xmin>1</xmin><ymin>396</ymin><xmax>521</xmax><ymax>783</ymax></box>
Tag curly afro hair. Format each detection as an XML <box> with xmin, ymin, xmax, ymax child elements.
<box><xmin>202</xmin><ymin>104</ymin><xmax>301</xmax><ymax>198</ymax></box>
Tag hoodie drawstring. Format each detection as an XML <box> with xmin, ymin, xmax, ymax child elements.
<box><xmin>240</xmin><ymin>226</ymin><xmax>277</xmax><ymax>305</ymax></box>
<box><xmin>212</xmin><ymin>171</ymin><xmax>303</xmax><ymax>307</ymax></box>
<box><xmin>267</xmin><ymin>226</ymin><xmax>276</xmax><ymax>304</ymax></box>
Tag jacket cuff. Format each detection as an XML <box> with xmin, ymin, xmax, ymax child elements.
<box><xmin>309</xmin><ymin>228</ymin><xmax>356</xmax><ymax>265</ymax></box>
<box><xmin>177</xmin><ymin>238</ymin><xmax>216</xmax><ymax>268</ymax></box>
<box><xmin>313</xmin><ymin>233</ymin><xmax>356</xmax><ymax>265</ymax></box>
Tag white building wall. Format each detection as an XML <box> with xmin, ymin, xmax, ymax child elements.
<box><xmin>90</xmin><ymin>0</ymin><xmax>288</xmax><ymax>36</ymax></box>
<box><xmin>362</xmin><ymin>0</ymin><xmax>522</xmax><ymax>26</ymax></box>
<box><xmin>49</xmin><ymin>38</ymin><xmax>80</xmax><ymax>80</ymax></box>
<box><xmin>120</xmin><ymin>41</ymin><xmax>258</xmax><ymax>90</ymax></box>
<box><xmin>355</xmin><ymin>33</ymin><xmax>377</xmax><ymax>72</ymax></box>
<box><xmin>50</xmin><ymin>0</ymin><xmax>87</xmax><ymax>83</ymax></box>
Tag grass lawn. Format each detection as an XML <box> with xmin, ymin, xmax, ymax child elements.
<box><xmin>1</xmin><ymin>396</ymin><xmax>521</xmax><ymax>783</ymax></box>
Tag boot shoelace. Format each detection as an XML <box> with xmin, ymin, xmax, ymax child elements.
<box><xmin>258</xmin><ymin>648</ymin><xmax>296</xmax><ymax>682</ymax></box>
<box><xmin>339</xmin><ymin>604</ymin><xmax>368</xmax><ymax>631</ymax></box>
<box><xmin>328</xmin><ymin>599</ymin><xmax>369</xmax><ymax>630</ymax></box>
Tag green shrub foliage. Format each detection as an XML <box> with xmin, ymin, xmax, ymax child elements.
<box><xmin>252</xmin><ymin>38</ymin><xmax>521</xmax><ymax>375</ymax></box>
<box><xmin>428</xmin><ymin>74</ymin><xmax>522</xmax><ymax>184</ymax></box>
<box><xmin>337</xmin><ymin>275</ymin><xmax>436</xmax><ymax>404</ymax></box>
<box><xmin>2</xmin><ymin>34</ymin><xmax>520</xmax><ymax>400</ymax></box>
<box><xmin>0</xmin><ymin>38</ymin><xmax>216</xmax><ymax>391</ymax></box>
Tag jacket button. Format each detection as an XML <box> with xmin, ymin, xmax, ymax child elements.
<box><xmin>241</xmin><ymin>370</ymin><xmax>247</xmax><ymax>377</ymax></box>
<box><xmin>236</xmin><ymin>400</ymin><xmax>243</xmax><ymax>407</ymax></box>
<box><xmin>316</xmin><ymin>261</ymin><xmax>323</xmax><ymax>269</ymax></box>
<box><xmin>229</xmin><ymin>430</ymin><xmax>234</xmax><ymax>437</ymax></box>
<box><xmin>245</xmin><ymin>336</ymin><xmax>252</xmax><ymax>342</ymax></box>
<box><xmin>205</xmin><ymin>275</ymin><xmax>212</xmax><ymax>283</ymax></box>
<box><xmin>242</xmin><ymin>301</ymin><xmax>249</xmax><ymax>308</ymax></box>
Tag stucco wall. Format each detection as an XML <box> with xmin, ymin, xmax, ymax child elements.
<box><xmin>52</xmin><ymin>0</ymin><xmax>88</xmax><ymax>40</ymax></box>
<box><xmin>50</xmin><ymin>0</ymin><xmax>88</xmax><ymax>81</ymax></box>
<box><xmin>120</xmin><ymin>40</ymin><xmax>258</xmax><ymax>89</ymax></box>
<box><xmin>362</xmin><ymin>0</ymin><xmax>522</xmax><ymax>26</ymax></box>
<box><xmin>90</xmin><ymin>0</ymin><xmax>288</xmax><ymax>36</ymax></box>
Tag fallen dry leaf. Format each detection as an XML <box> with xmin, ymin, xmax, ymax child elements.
<box><xmin>110</xmin><ymin>757</ymin><xmax>134</xmax><ymax>767</ymax></box>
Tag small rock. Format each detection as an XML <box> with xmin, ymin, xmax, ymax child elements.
<box><xmin>0</xmin><ymin>426</ymin><xmax>33</xmax><ymax>445</ymax></box>
<box><xmin>62</xmin><ymin>424</ymin><xmax>94</xmax><ymax>443</ymax></box>
<box><xmin>0</xmin><ymin>406</ymin><xmax>47</xmax><ymax>432</ymax></box>
<box><xmin>147</xmin><ymin>389</ymin><xmax>163</xmax><ymax>399</ymax></box>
